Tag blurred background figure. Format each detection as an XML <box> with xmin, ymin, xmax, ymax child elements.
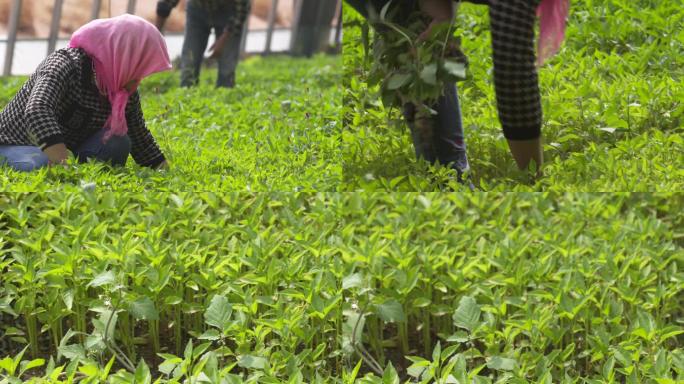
<box><xmin>290</xmin><ymin>0</ymin><xmax>338</xmax><ymax>57</ymax></box>
<box><xmin>155</xmin><ymin>0</ymin><xmax>251</xmax><ymax>88</ymax></box>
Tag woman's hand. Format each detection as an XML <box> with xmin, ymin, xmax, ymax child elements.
<box><xmin>157</xmin><ymin>160</ymin><xmax>169</xmax><ymax>170</ymax></box>
<box><xmin>43</xmin><ymin>143</ymin><xmax>69</xmax><ymax>166</ymax></box>
<box><xmin>207</xmin><ymin>31</ymin><xmax>230</xmax><ymax>59</ymax></box>
<box><xmin>418</xmin><ymin>0</ymin><xmax>454</xmax><ymax>41</ymax></box>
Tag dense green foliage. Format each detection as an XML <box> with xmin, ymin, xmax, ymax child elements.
<box><xmin>1</xmin><ymin>193</ymin><xmax>682</xmax><ymax>382</ymax></box>
<box><xmin>0</xmin><ymin>55</ymin><xmax>342</xmax><ymax>191</ymax></box>
<box><xmin>342</xmin><ymin>0</ymin><xmax>684</xmax><ymax>190</ymax></box>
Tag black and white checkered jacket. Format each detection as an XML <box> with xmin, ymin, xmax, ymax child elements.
<box><xmin>0</xmin><ymin>48</ymin><xmax>165</xmax><ymax>168</ymax></box>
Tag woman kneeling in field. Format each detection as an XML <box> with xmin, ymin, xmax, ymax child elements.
<box><xmin>0</xmin><ymin>14</ymin><xmax>171</xmax><ymax>172</ymax></box>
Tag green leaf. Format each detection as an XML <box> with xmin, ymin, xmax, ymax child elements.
<box><xmin>58</xmin><ymin>345</ymin><xmax>86</xmax><ymax>361</ymax></box>
<box><xmin>443</xmin><ymin>60</ymin><xmax>466</xmax><ymax>79</ymax></box>
<box><xmin>487</xmin><ymin>356</ymin><xmax>517</xmax><ymax>371</ymax></box>
<box><xmin>0</xmin><ymin>357</ymin><xmax>15</xmax><ymax>375</ymax></box>
<box><xmin>406</xmin><ymin>359</ymin><xmax>430</xmax><ymax>379</ymax></box>
<box><xmin>386</xmin><ymin>73</ymin><xmax>411</xmax><ymax>90</ymax></box>
<box><xmin>61</xmin><ymin>290</ymin><xmax>74</xmax><ymax>310</ymax></box>
<box><xmin>78</xmin><ymin>364</ymin><xmax>99</xmax><ymax>377</ymax></box>
<box><xmin>420</xmin><ymin>64</ymin><xmax>438</xmax><ymax>85</ymax></box>
<box><xmin>237</xmin><ymin>355</ymin><xmax>268</xmax><ymax>370</ymax></box>
<box><xmin>452</xmin><ymin>296</ymin><xmax>481</xmax><ymax>332</ymax></box>
<box><xmin>446</xmin><ymin>331</ymin><xmax>469</xmax><ymax>343</ymax></box>
<box><xmin>158</xmin><ymin>360</ymin><xmax>179</xmax><ymax>376</ymax></box>
<box><xmin>613</xmin><ymin>347</ymin><xmax>632</xmax><ymax>367</ymax></box>
<box><xmin>19</xmin><ymin>358</ymin><xmax>45</xmax><ymax>376</ymax></box>
<box><xmin>416</xmin><ymin>195</ymin><xmax>432</xmax><ymax>209</ymax></box>
<box><xmin>413</xmin><ymin>297</ymin><xmax>431</xmax><ymax>308</ymax></box>
<box><xmin>198</xmin><ymin>329</ymin><xmax>221</xmax><ymax>341</ymax></box>
<box><xmin>382</xmin><ymin>362</ymin><xmax>400</xmax><ymax>384</ymax></box>
<box><xmin>342</xmin><ymin>273</ymin><xmax>364</xmax><ymax>290</ymax></box>
<box><xmin>637</xmin><ymin>311</ymin><xmax>655</xmax><ymax>334</ymax></box>
<box><xmin>134</xmin><ymin>359</ymin><xmax>152</xmax><ymax>384</ymax></box>
<box><xmin>603</xmin><ymin>356</ymin><xmax>615</xmax><ymax>380</ymax></box>
<box><xmin>204</xmin><ymin>295</ymin><xmax>233</xmax><ymax>331</ymax></box>
<box><xmin>164</xmin><ymin>296</ymin><xmax>183</xmax><ymax>306</ymax></box>
<box><xmin>88</xmin><ymin>271</ymin><xmax>116</xmax><ymax>287</ymax></box>
<box><xmin>654</xmin><ymin>349</ymin><xmax>669</xmax><ymax>378</ymax></box>
<box><xmin>348</xmin><ymin>359</ymin><xmax>363</xmax><ymax>382</ymax></box>
<box><xmin>129</xmin><ymin>297</ymin><xmax>159</xmax><ymax>321</ymax></box>
<box><xmin>376</xmin><ymin>299</ymin><xmax>406</xmax><ymax>323</ymax></box>
<box><xmin>432</xmin><ymin>341</ymin><xmax>441</xmax><ymax>363</ymax></box>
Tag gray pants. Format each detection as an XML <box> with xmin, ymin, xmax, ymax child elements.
<box><xmin>180</xmin><ymin>0</ymin><xmax>243</xmax><ymax>88</ymax></box>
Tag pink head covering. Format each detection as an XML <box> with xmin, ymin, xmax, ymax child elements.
<box><xmin>68</xmin><ymin>14</ymin><xmax>172</xmax><ymax>141</ymax></box>
<box><xmin>536</xmin><ymin>0</ymin><xmax>570</xmax><ymax>66</ymax></box>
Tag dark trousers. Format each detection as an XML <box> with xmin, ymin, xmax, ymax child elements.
<box><xmin>180</xmin><ymin>0</ymin><xmax>243</xmax><ymax>88</ymax></box>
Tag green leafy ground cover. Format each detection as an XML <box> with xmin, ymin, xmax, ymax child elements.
<box><xmin>0</xmin><ymin>55</ymin><xmax>342</xmax><ymax>192</ymax></box>
<box><xmin>1</xmin><ymin>192</ymin><xmax>682</xmax><ymax>382</ymax></box>
<box><xmin>342</xmin><ymin>0</ymin><xmax>684</xmax><ymax>191</ymax></box>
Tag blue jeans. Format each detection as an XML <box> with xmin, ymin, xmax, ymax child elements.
<box><xmin>0</xmin><ymin>130</ymin><xmax>131</xmax><ymax>172</ymax></box>
<box><xmin>180</xmin><ymin>0</ymin><xmax>243</xmax><ymax>88</ymax></box>
<box><xmin>402</xmin><ymin>84</ymin><xmax>469</xmax><ymax>172</ymax></box>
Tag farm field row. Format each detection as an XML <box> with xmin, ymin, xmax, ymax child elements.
<box><xmin>0</xmin><ymin>192</ymin><xmax>682</xmax><ymax>382</ymax></box>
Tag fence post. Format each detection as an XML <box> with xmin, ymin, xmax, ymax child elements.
<box><xmin>288</xmin><ymin>0</ymin><xmax>304</xmax><ymax>53</ymax></box>
<box><xmin>264</xmin><ymin>0</ymin><xmax>279</xmax><ymax>54</ymax></box>
<box><xmin>239</xmin><ymin>5</ymin><xmax>251</xmax><ymax>55</ymax></box>
<box><xmin>290</xmin><ymin>0</ymin><xmax>337</xmax><ymax>56</ymax></box>
<box><xmin>3</xmin><ymin>0</ymin><xmax>22</xmax><ymax>76</ymax></box>
<box><xmin>91</xmin><ymin>0</ymin><xmax>102</xmax><ymax>20</ymax></box>
<box><xmin>334</xmin><ymin>0</ymin><xmax>342</xmax><ymax>47</ymax></box>
<box><xmin>47</xmin><ymin>0</ymin><xmax>66</xmax><ymax>55</ymax></box>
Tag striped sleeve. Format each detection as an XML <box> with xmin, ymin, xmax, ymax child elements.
<box><xmin>156</xmin><ymin>0</ymin><xmax>181</xmax><ymax>17</ymax></box>
<box><xmin>125</xmin><ymin>91</ymin><xmax>166</xmax><ymax>168</ymax></box>
<box><xmin>224</xmin><ymin>0</ymin><xmax>251</xmax><ymax>35</ymax></box>
<box><xmin>488</xmin><ymin>0</ymin><xmax>542</xmax><ymax>140</ymax></box>
<box><xmin>24</xmin><ymin>52</ymin><xmax>76</xmax><ymax>149</ymax></box>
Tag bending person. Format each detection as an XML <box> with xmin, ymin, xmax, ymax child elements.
<box><xmin>156</xmin><ymin>0</ymin><xmax>251</xmax><ymax>88</ymax></box>
<box><xmin>346</xmin><ymin>0</ymin><xmax>569</xmax><ymax>178</ymax></box>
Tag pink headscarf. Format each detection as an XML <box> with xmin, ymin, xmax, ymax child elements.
<box><xmin>68</xmin><ymin>14</ymin><xmax>172</xmax><ymax>141</ymax></box>
<box><xmin>536</xmin><ymin>0</ymin><xmax>570</xmax><ymax>66</ymax></box>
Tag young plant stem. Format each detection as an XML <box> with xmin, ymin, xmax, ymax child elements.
<box><xmin>150</xmin><ymin>319</ymin><xmax>160</xmax><ymax>354</ymax></box>
<box><xmin>352</xmin><ymin>300</ymin><xmax>383</xmax><ymax>375</ymax></box>
<box><xmin>104</xmin><ymin>291</ymin><xmax>136</xmax><ymax>373</ymax></box>
<box><xmin>50</xmin><ymin>318</ymin><xmax>63</xmax><ymax>354</ymax></box>
<box><xmin>26</xmin><ymin>311</ymin><xmax>38</xmax><ymax>358</ymax></box>
<box><xmin>423</xmin><ymin>255</ymin><xmax>433</xmax><ymax>357</ymax></box>
<box><xmin>398</xmin><ymin>320</ymin><xmax>409</xmax><ymax>355</ymax></box>
<box><xmin>76</xmin><ymin>286</ymin><xmax>87</xmax><ymax>342</ymax></box>
<box><xmin>175</xmin><ymin>306</ymin><xmax>182</xmax><ymax>356</ymax></box>
<box><xmin>119</xmin><ymin>312</ymin><xmax>136</xmax><ymax>361</ymax></box>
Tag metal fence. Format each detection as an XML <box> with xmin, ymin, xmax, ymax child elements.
<box><xmin>1</xmin><ymin>0</ymin><xmax>343</xmax><ymax>76</ymax></box>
